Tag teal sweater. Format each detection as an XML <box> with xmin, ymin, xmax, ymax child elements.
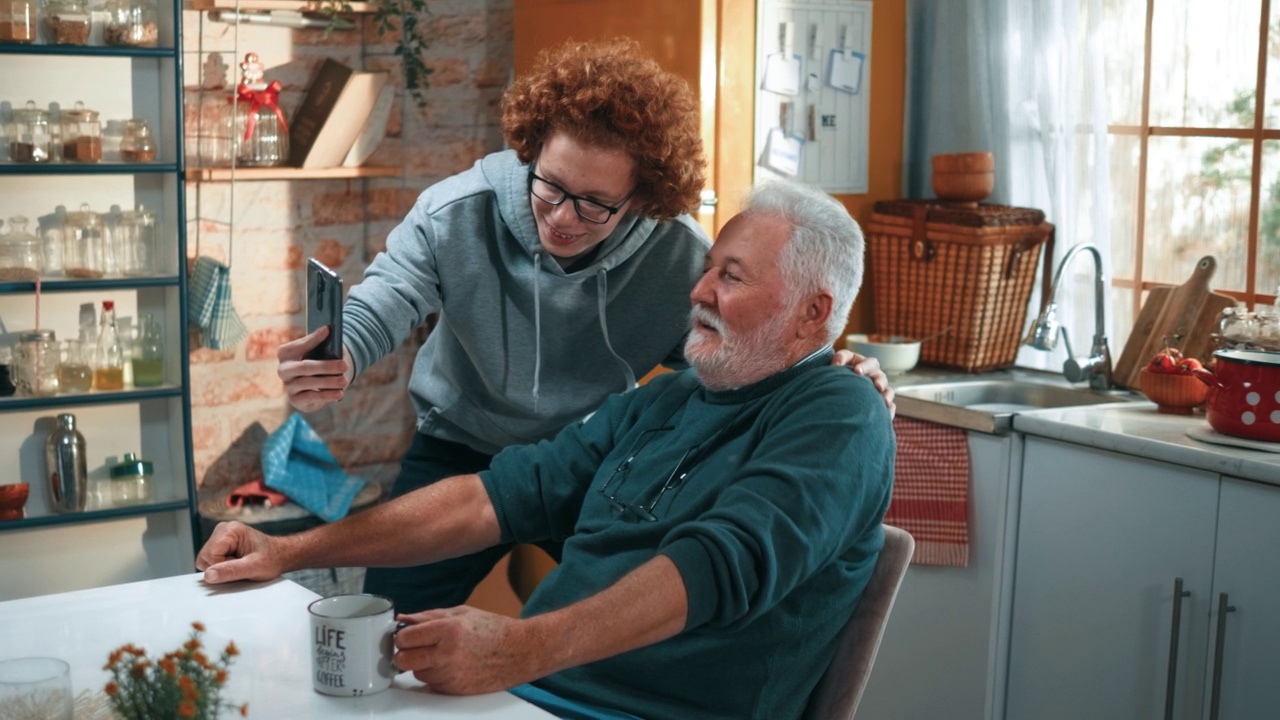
<box><xmin>481</xmin><ymin>352</ymin><xmax>895</xmax><ymax>720</ymax></box>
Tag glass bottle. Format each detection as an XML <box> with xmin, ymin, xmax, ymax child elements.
<box><xmin>103</xmin><ymin>0</ymin><xmax>157</xmax><ymax>47</ymax></box>
<box><xmin>131</xmin><ymin>313</ymin><xmax>164</xmax><ymax>387</ymax></box>
<box><xmin>0</xmin><ymin>214</ymin><xmax>42</xmax><ymax>282</ymax></box>
<box><xmin>7</xmin><ymin>101</ymin><xmax>52</xmax><ymax>163</ymax></box>
<box><xmin>224</xmin><ymin>52</ymin><xmax>289</xmax><ymax>167</ymax></box>
<box><xmin>94</xmin><ymin>300</ymin><xmax>125</xmax><ymax>391</ymax></box>
<box><xmin>119</xmin><ymin>119</ymin><xmax>157</xmax><ymax>162</ymax></box>
<box><xmin>63</xmin><ymin>203</ymin><xmax>105</xmax><ymax>279</ymax></box>
<box><xmin>57</xmin><ymin>339</ymin><xmax>93</xmax><ymax>393</ymax></box>
<box><xmin>42</xmin><ymin>0</ymin><xmax>90</xmax><ymax>45</ymax></box>
<box><xmin>60</xmin><ymin>101</ymin><xmax>102</xmax><ymax>163</ymax></box>
<box><xmin>46</xmin><ymin>413</ymin><xmax>88</xmax><ymax>513</ymax></box>
<box><xmin>107</xmin><ymin>452</ymin><xmax>153</xmax><ymax>505</ymax></box>
<box><xmin>14</xmin><ymin>329</ymin><xmax>60</xmax><ymax>397</ymax></box>
<box><xmin>0</xmin><ymin>0</ymin><xmax>37</xmax><ymax>43</ymax></box>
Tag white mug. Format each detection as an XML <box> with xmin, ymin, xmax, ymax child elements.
<box><xmin>308</xmin><ymin>593</ymin><xmax>397</xmax><ymax>696</ymax></box>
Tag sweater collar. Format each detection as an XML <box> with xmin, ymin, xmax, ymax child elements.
<box><xmin>699</xmin><ymin>347</ymin><xmax>834</xmax><ymax>404</ymax></box>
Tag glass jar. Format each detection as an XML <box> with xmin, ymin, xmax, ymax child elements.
<box><xmin>57</xmin><ymin>338</ymin><xmax>93</xmax><ymax>393</ymax></box>
<box><xmin>60</xmin><ymin>101</ymin><xmax>102</xmax><ymax>163</ymax></box>
<box><xmin>103</xmin><ymin>0</ymin><xmax>157</xmax><ymax>47</ymax></box>
<box><xmin>117</xmin><ymin>205</ymin><xmax>156</xmax><ymax>276</ymax></box>
<box><xmin>107</xmin><ymin>452</ymin><xmax>153</xmax><ymax>506</ymax></box>
<box><xmin>119</xmin><ymin>118</ymin><xmax>157</xmax><ymax>162</ymax></box>
<box><xmin>0</xmin><ymin>0</ymin><xmax>37</xmax><ymax>43</ymax></box>
<box><xmin>37</xmin><ymin>205</ymin><xmax>67</xmax><ymax>275</ymax></box>
<box><xmin>7</xmin><ymin>101</ymin><xmax>52</xmax><ymax>163</ymax></box>
<box><xmin>43</xmin><ymin>0</ymin><xmax>89</xmax><ymax>45</ymax></box>
<box><xmin>62</xmin><ymin>203</ymin><xmax>105</xmax><ymax>279</ymax></box>
<box><xmin>0</xmin><ymin>215</ymin><xmax>42</xmax><ymax>282</ymax></box>
<box><xmin>14</xmin><ymin>329</ymin><xmax>60</xmax><ymax>397</ymax></box>
<box><xmin>224</xmin><ymin>53</ymin><xmax>289</xmax><ymax>167</ymax></box>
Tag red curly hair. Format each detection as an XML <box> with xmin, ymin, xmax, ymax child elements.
<box><xmin>501</xmin><ymin>38</ymin><xmax>706</xmax><ymax>221</ymax></box>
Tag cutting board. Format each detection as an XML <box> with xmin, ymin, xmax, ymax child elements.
<box><xmin>1113</xmin><ymin>256</ymin><xmax>1235</xmax><ymax>390</ymax></box>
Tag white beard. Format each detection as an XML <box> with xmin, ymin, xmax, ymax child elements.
<box><xmin>684</xmin><ymin>303</ymin><xmax>794</xmax><ymax>391</ymax></box>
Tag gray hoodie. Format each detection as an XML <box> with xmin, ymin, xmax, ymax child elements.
<box><xmin>343</xmin><ymin>150</ymin><xmax>712</xmax><ymax>455</ymax></box>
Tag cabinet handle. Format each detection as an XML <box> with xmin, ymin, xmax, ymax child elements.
<box><xmin>1163</xmin><ymin>577</ymin><xmax>1192</xmax><ymax>720</ymax></box>
<box><xmin>1208</xmin><ymin>592</ymin><xmax>1237</xmax><ymax>720</ymax></box>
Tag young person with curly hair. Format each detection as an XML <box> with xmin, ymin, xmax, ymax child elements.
<box><xmin>275</xmin><ymin>38</ymin><xmax>894</xmax><ymax>613</ymax></box>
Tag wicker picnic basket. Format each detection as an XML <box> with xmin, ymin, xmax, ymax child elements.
<box><xmin>867</xmin><ymin>200</ymin><xmax>1053</xmax><ymax>372</ymax></box>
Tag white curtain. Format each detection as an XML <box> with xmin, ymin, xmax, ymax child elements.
<box><xmin>903</xmin><ymin>0</ymin><xmax>1113</xmax><ymax>371</ymax></box>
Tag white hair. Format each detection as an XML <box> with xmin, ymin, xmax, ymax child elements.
<box><xmin>739</xmin><ymin>181</ymin><xmax>865</xmax><ymax>343</ymax></box>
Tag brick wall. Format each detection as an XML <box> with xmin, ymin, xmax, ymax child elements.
<box><xmin>182</xmin><ymin>0</ymin><xmax>514</xmax><ymax>498</ymax></box>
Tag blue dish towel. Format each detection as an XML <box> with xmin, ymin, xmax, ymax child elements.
<box><xmin>262</xmin><ymin>414</ymin><xmax>366</xmax><ymax>522</ymax></box>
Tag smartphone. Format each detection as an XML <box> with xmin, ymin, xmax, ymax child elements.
<box><xmin>305</xmin><ymin>258</ymin><xmax>344</xmax><ymax>361</ymax></box>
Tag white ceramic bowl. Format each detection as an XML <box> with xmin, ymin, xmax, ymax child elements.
<box><xmin>846</xmin><ymin>333</ymin><xmax>922</xmax><ymax>374</ymax></box>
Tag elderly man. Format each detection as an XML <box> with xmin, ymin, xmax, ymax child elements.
<box><xmin>197</xmin><ymin>180</ymin><xmax>895</xmax><ymax>720</ymax></box>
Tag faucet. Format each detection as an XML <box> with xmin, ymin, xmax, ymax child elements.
<box><xmin>1025</xmin><ymin>243</ymin><xmax>1114</xmax><ymax>390</ymax></box>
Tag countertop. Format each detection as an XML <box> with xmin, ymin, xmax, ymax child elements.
<box><xmin>889</xmin><ymin>366</ymin><xmax>1280</xmax><ymax>486</ymax></box>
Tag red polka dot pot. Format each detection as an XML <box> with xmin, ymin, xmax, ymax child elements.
<box><xmin>1193</xmin><ymin>350</ymin><xmax>1280</xmax><ymax>443</ymax></box>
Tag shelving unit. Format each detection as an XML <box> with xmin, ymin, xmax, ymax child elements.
<box><xmin>0</xmin><ymin>0</ymin><xmax>198</xmax><ymax>600</ymax></box>
<box><xmin>185</xmin><ymin>164</ymin><xmax>398</xmax><ymax>182</ymax></box>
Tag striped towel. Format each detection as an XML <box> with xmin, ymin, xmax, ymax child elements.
<box><xmin>884</xmin><ymin>416</ymin><xmax>970</xmax><ymax>567</ymax></box>
<box><xmin>189</xmin><ymin>256</ymin><xmax>248</xmax><ymax>350</ymax></box>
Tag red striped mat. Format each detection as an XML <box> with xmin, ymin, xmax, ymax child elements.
<box><xmin>884</xmin><ymin>416</ymin><xmax>970</xmax><ymax>567</ymax></box>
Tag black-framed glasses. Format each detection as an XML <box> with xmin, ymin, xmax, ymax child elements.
<box><xmin>528</xmin><ymin>168</ymin><xmax>637</xmax><ymax>225</ymax></box>
<box><xmin>598</xmin><ymin>426</ymin><xmax>699</xmax><ymax>522</ymax></box>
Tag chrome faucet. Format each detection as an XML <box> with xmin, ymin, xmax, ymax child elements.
<box><xmin>1025</xmin><ymin>243</ymin><xmax>1114</xmax><ymax>390</ymax></box>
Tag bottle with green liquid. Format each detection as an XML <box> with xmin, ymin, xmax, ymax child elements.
<box><xmin>131</xmin><ymin>313</ymin><xmax>164</xmax><ymax>387</ymax></box>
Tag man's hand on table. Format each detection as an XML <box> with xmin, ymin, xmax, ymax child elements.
<box><xmin>196</xmin><ymin>521</ymin><xmax>287</xmax><ymax>583</ymax></box>
<box><xmin>394</xmin><ymin>606</ymin><xmax>546</xmax><ymax>695</ymax></box>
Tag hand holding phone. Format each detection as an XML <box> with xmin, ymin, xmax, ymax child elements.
<box><xmin>305</xmin><ymin>258</ymin><xmax>344</xmax><ymax>361</ymax></box>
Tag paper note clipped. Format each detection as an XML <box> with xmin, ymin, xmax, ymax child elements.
<box><xmin>762</xmin><ymin>52</ymin><xmax>804</xmax><ymax>96</ymax></box>
<box><xmin>759</xmin><ymin>127</ymin><xmax>803</xmax><ymax>177</ymax></box>
<box><xmin>828</xmin><ymin>49</ymin><xmax>865</xmax><ymax>94</ymax></box>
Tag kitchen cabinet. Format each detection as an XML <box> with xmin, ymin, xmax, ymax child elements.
<box><xmin>1005</xmin><ymin>437</ymin><xmax>1279</xmax><ymax>719</ymax></box>
<box><xmin>856</xmin><ymin>430</ymin><xmax>1022</xmax><ymax>720</ymax></box>
<box><xmin>0</xmin><ymin>1</ymin><xmax>197</xmax><ymax>601</ymax></box>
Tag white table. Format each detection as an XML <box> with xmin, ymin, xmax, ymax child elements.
<box><xmin>0</xmin><ymin>573</ymin><xmax>557</xmax><ymax>719</ymax></box>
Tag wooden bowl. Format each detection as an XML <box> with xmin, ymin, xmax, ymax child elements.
<box><xmin>1139</xmin><ymin>368</ymin><xmax>1209</xmax><ymax>414</ymax></box>
<box><xmin>0</xmin><ymin>483</ymin><xmax>30</xmax><ymax>521</ymax></box>
<box><xmin>932</xmin><ymin>152</ymin><xmax>995</xmax><ymax>204</ymax></box>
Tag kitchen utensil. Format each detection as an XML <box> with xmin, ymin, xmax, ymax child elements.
<box><xmin>1112</xmin><ymin>256</ymin><xmax>1235</xmax><ymax>390</ymax></box>
<box><xmin>931</xmin><ymin>152</ymin><xmax>994</xmax><ymax>205</ymax></box>
<box><xmin>1193</xmin><ymin>349</ymin><xmax>1280</xmax><ymax>442</ymax></box>
<box><xmin>0</xmin><ymin>482</ymin><xmax>30</xmax><ymax>520</ymax></box>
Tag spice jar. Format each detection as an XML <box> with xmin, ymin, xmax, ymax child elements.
<box><xmin>0</xmin><ymin>215</ymin><xmax>42</xmax><ymax>282</ymax></box>
<box><xmin>43</xmin><ymin>0</ymin><xmax>89</xmax><ymax>44</ymax></box>
<box><xmin>63</xmin><ymin>204</ymin><xmax>105</xmax><ymax>279</ymax></box>
<box><xmin>224</xmin><ymin>52</ymin><xmax>289</xmax><ymax>167</ymax></box>
<box><xmin>107</xmin><ymin>452</ymin><xmax>153</xmax><ymax>506</ymax></box>
<box><xmin>119</xmin><ymin>118</ymin><xmax>157</xmax><ymax>162</ymax></box>
<box><xmin>14</xmin><ymin>329</ymin><xmax>60</xmax><ymax>397</ymax></box>
<box><xmin>60</xmin><ymin>102</ymin><xmax>102</xmax><ymax>163</ymax></box>
<box><xmin>103</xmin><ymin>0</ymin><xmax>157</xmax><ymax>46</ymax></box>
<box><xmin>7</xmin><ymin>101</ymin><xmax>52</xmax><ymax>163</ymax></box>
<box><xmin>0</xmin><ymin>0</ymin><xmax>37</xmax><ymax>43</ymax></box>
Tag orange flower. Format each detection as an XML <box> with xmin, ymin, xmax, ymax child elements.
<box><xmin>215</xmin><ymin>669</ymin><xmax>229</xmax><ymax>686</ymax></box>
<box><xmin>193</xmin><ymin>651</ymin><xmax>210</xmax><ymax>668</ymax></box>
<box><xmin>130</xmin><ymin>661</ymin><xmax>151</xmax><ymax>678</ymax></box>
<box><xmin>240</xmin><ymin>703</ymin><xmax>249</xmax><ymax>716</ymax></box>
<box><xmin>184</xmin><ymin>638</ymin><xmax>202</xmax><ymax>652</ymax></box>
<box><xmin>106</xmin><ymin>649</ymin><xmax>124</xmax><ymax>668</ymax></box>
<box><xmin>191</xmin><ymin>622</ymin><xmax>206</xmax><ymax>632</ymax></box>
<box><xmin>178</xmin><ymin>675</ymin><xmax>195</xmax><ymax>690</ymax></box>
<box><xmin>178</xmin><ymin>700</ymin><xmax>196</xmax><ymax>718</ymax></box>
<box><xmin>104</xmin><ymin>681</ymin><xmax>119</xmax><ymax>696</ymax></box>
<box><xmin>159</xmin><ymin>657</ymin><xmax>177</xmax><ymax>675</ymax></box>
<box><xmin>225</xmin><ymin>641</ymin><xmax>240</xmax><ymax>657</ymax></box>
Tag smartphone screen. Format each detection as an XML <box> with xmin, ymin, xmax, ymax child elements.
<box><xmin>305</xmin><ymin>258</ymin><xmax>344</xmax><ymax>361</ymax></box>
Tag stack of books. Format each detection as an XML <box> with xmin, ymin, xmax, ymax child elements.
<box><xmin>289</xmin><ymin>58</ymin><xmax>394</xmax><ymax>169</ymax></box>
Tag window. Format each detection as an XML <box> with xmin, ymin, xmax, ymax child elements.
<box><xmin>1102</xmin><ymin>0</ymin><xmax>1280</xmax><ymax>336</ymax></box>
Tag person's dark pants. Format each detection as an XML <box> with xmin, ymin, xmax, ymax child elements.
<box><xmin>362</xmin><ymin>432</ymin><xmax>559</xmax><ymax>613</ymax></box>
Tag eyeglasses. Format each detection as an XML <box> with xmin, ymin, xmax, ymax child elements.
<box><xmin>598</xmin><ymin>426</ymin><xmax>699</xmax><ymax>522</ymax></box>
<box><xmin>528</xmin><ymin>168</ymin><xmax>637</xmax><ymax>225</ymax></box>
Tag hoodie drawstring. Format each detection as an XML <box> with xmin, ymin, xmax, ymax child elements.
<box><xmin>532</xmin><ymin>251</ymin><xmax>543</xmax><ymax>412</ymax></box>
<box><xmin>596</xmin><ymin>270</ymin><xmax>636</xmax><ymax>391</ymax></box>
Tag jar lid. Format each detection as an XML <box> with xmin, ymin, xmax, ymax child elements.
<box><xmin>13</xmin><ymin>101</ymin><xmax>49</xmax><ymax>122</ymax></box>
<box><xmin>65</xmin><ymin>203</ymin><xmax>101</xmax><ymax>224</ymax></box>
<box><xmin>2</xmin><ymin>215</ymin><xmax>39</xmax><ymax>243</ymax></box>
<box><xmin>19</xmin><ymin>329</ymin><xmax>57</xmax><ymax>342</ymax></box>
<box><xmin>110</xmin><ymin>452</ymin><xmax>153</xmax><ymax>478</ymax></box>
<box><xmin>62</xmin><ymin>102</ymin><xmax>99</xmax><ymax>122</ymax></box>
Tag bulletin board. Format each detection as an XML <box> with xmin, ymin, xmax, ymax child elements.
<box><xmin>753</xmin><ymin>0</ymin><xmax>871</xmax><ymax>193</ymax></box>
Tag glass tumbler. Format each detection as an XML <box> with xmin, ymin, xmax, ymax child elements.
<box><xmin>58</xmin><ymin>339</ymin><xmax>93</xmax><ymax>393</ymax></box>
<box><xmin>0</xmin><ymin>657</ymin><xmax>73</xmax><ymax>720</ymax></box>
<box><xmin>14</xmin><ymin>329</ymin><xmax>60</xmax><ymax>397</ymax></box>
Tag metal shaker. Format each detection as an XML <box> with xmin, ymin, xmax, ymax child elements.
<box><xmin>45</xmin><ymin>413</ymin><xmax>87</xmax><ymax>512</ymax></box>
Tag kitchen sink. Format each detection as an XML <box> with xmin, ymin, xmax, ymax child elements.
<box><xmin>894</xmin><ymin>372</ymin><xmax>1145</xmax><ymax>433</ymax></box>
